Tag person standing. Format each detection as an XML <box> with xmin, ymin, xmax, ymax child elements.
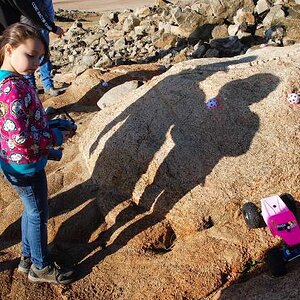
<box><xmin>0</xmin><ymin>0</ymin><xmax>63</xmax><ymax>35</ymax></box>
<box><xmin>21</xmin><ymin>0</ymin><xmax>64</xmax><ymax>96</ymax></box>
<box><xmin>0</xmin><ymin>22</ymin><xmax>73</xmax><ymax>284</ymax></box>
<box><xmin>0</xmin><ymin>0</ymin><xmax>64</xmax><ymax>96</ymax></box>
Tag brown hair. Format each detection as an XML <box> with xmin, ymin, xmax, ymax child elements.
<box><xmin>0</xmin><ymin>22</ymin><xmax>49</xmax><ymax>66</ymax></box>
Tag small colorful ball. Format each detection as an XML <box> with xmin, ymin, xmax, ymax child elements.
<box><xmin>287</xmin><ymin>93</ymin><xmax>300</xmax><ymax>105</ymax></box>
<box><xmin>206</xmin><ymin>97</ymin><xmax>219</xmax><ymax>109</ymax></box>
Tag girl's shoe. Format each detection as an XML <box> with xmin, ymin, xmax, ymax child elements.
<box><xmin>18</xmin><ymin>256</ymin><xmax>32</xmax><ymax>273</ymax></box>
<box><xmin>28</xmin><ymin>263</ymin><xmax>74</xmax><ymax>284</ymax></box>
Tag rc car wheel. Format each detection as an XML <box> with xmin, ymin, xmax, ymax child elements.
<box><xmin>266</xmin><ymin>247</ymin><xmax>286</xmax><ymax>277</ymax></box>
<box><xmin>242</xmin><ymin>202</ymin><xmax>263</xmax><ymax>229</ymax></box>
<box><xmin>280</xmin><ymin>193</ymin><xmax>297</xmax><ymax>218</ymax></box>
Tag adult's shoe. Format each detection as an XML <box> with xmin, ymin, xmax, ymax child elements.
<box><xmin>45</xmin><ymin>87</ymin><xmax>61</xmax><ymax>97</ymax></box>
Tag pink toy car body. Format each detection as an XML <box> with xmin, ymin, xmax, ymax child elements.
<box><xmin>261</xmin><ymin>195</ymin><xmax>300</xmax><ymax>246</ymax></box>
<box><xmin>242</xmin><ymin>193</ymin><xmax>300</xmax><ymax>277</ymax></box>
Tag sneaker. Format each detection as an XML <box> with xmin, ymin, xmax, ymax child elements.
<box><xmin>28</xmin><ymin>263</ymin><xmax>74</xmax><ymax>284</ymax></box>
<box><xmin>44</xmin><ymin>88</ymin><xmax>61</xmax><ymax>97</ymax></box>
<box><xmin>18</xmin><ymin>256</ymin><xmax>32</xmax><ymax>273</ymax></box>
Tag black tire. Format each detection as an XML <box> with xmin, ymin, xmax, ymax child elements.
<box><xmin>44</xmin><ymin>106</ymin><xmax>56</xmax><ymax>115</ymax></box>
<box><xmin>280</xmin><ymin>193</ymin><xmax>297</xmax><ymax>218</ymax></box>
<box><xmin>266</xmin><ymin>247</ymin><xmax>286</xmax><ymax>277</ymax></box>
<box><xmin>242</xmin><ymin>202</ymin><xmax>263</xmax><ymax>229</ymax></box>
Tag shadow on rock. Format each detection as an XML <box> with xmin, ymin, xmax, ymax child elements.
<box><xmin>48</xmin><ymin>55</ymin><xmax>279</xmax><ymax>279</ymax></box>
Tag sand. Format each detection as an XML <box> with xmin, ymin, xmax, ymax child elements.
<box><xmin>53</xmin><ymin>0</ymin><xmax>156</xmax><ymax>12</ymax></box>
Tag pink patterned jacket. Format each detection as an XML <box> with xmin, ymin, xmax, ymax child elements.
<box><xmin>0</xmin><ymin>74</ymin><xmax>59</xmax><ymax>165</ymax></box>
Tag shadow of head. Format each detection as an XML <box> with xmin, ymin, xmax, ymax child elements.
<box><xmin>208</xmin><ymin>73</ymin><xmax>280</xmax><ymax>157</ymax></box>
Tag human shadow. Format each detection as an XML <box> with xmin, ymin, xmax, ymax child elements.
<box><xmin>76</xmin><ymin>74</ymin><xmax>280</xmax><ymax>277</ymax></box>
<box><xmin>48</xmin><ymin>56</ymin><xmax>280</xmax><ymax>276</ymax></box>
<box><xmin>0</xmin><ymin>255</ymin><xmax>18</xmax><ymax>273</ymax></box>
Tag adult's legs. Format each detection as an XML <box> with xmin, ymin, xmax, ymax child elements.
<box><xmin>40</xmin><ymin>60</ymin><xmax>54</xmax><ymax>90</ymax></box>
<box><xmin>39</xmin><ymin>29</ymin><xmax>54</xmax><ymax>91</ymax></box>
<box><xmin>3</xmin><ymin>170</ymin><xmax>50</xmax><ymax>269</ymax></box>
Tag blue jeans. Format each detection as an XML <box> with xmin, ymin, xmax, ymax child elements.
<box><xmin>3</xmin><ymin>170</ymin><xmax>50</xmax><ymax>269</ymax></box>
<box><xmin>26</xmin><ymin>29</ymin><xmax>53</xmax><ymax>90</ymax></box>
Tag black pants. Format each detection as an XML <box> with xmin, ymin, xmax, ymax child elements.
<box><xmin>0</xmin><ymin>3</ymin><xmax>20</xmax><ymax>33</ymax></box>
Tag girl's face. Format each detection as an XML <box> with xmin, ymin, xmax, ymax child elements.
<box><xmin>4</xmin><ymin>38</ymin><xmax>45</xmax><ymax>75</ymax></box>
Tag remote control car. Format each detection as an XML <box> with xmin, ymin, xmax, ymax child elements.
<box><xmin>45</xmin><ymin>108</ymin><xmax>77</xmax><ymax>161</ymax></box>
<box><xmin>242</xmin><ymin>193</ymin><xmax>300</xmax><ymax>277</ymax></box>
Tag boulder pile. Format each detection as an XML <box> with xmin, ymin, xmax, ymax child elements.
<box><xmin>51</xmin><ymin>0</ymin><xmax>300</xmax><ymax>76</ymax></box>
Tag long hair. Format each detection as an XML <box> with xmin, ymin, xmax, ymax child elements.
<box><xmin>0</xmin><ymin>22</ymin><xmax>49</xmax><ymax>66</ymax></box>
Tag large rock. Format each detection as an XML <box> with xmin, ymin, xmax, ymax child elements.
<box><xmin>263</xmin><ymin>5</ymin><xmax>285</xmax><ymax>27</ymax></box>
<box><xmin>73</xmin><ymin>45</ymin><xmax>300</xmax><ymax>299</ymax></box>
<box><xmin>203</xmin><ymin>0</ymin><xmax>255</xmax><ymax>23</ymax></box>
<box><xmin>83</xmin><ymin>44</ymin><xmax>299</xmax><ymax>238</ymax></box>
<box><xmin>1</xmin><ymin>44</ymin><xmax>300</xmax><ymax>300</ymax></box>
<box><xmin>83</xmin><ymin>45</ymin><xmax>300</xmax><ymax>198</ymax></box>
<box><xmin>97</xmin><ymin>80</ymin><xmax>140</xmax><ymax>109</ymax></box>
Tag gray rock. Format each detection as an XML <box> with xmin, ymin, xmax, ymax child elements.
<box><xmin>68</xmin><ymin>55</ymin><xmax>75</xmax><ymax>63</ymax></box>
<box><xmin>192</xmin><ymin>44</ymin><xmax>208</xmax><ymax>58</ymax></box>
<box><xmin>254</xmin><ymin>0</ymin><xmax>271</xmax><ymax>15</ymax></box>
<box><xmin>170</xmin><ymin>7</ymin><xmax>185</xmax><ymax>25</ymax></box>
<box><xmin>114</xmin><ymin>37</ymin><xmax>127</xmax><ymax>51</ymax></box>
<box><xmin>134</xmin><ymin>25</ymin><xmax>147</xmax><ymax>36</ymax></box>
<box><xmin>123</xmin><ymin>15</ymin><xmax>140</xmax><ymax>33</ymax></box>
<box><xmin>72</xmin><ymin>64</ymin><xmax>89</xmax><ymax>76</ymax></box>
<box><xmin>264</xmin><ymin>25</ymin><xmax>286</xmax><ymax>45</ymax></box>
<box><xmin>99</xmin><ymin>14</ymin><xmax>113</xmax><ymax>28</ymax></box>
<box><xmin>97</xmin><ymin>80</ymin><xmax>140</xmax><ymax>109</ymax></box>
<box><xmin>228</xmin><ymin>24</ymin><xmax>240</xmax><ymax>36</ymax></box>
<box><xmin>210</xmin><ymin>36</ymin><xmax>245</xmax><ymax>57</ymax></box>
<box><xmin>203</xmin><ymin>48</ymin><xmax>219</xmax><ymax>58</ymax></box>
<box><xmin>263</xmin><ymin>5</ymin><xmax>285</xmax><ymax>27</ymax></box>
<box><xmin>211</xmin><ymin>25</ymin><xmax>229</xmax><ymax>39</ymax></box>
<box><xmin>134</xmin><ymin>7</ymin><xmax>152</xmax><ymax>18</ymax></box>
<box><xmin>94</xmin><ymin>54</ymin><xmax>113</xmax><ymax>68</ymax></box>
<box><xmin>83</xmin><ymin>33</ymin><xmax>103</xmax><ymax>46</ymax></box>
<box><xmin>81</xmin><ymin>55</ymin><xmax>99</xmax><ymax>67</ymax></box>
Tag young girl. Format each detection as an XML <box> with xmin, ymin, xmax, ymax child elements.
<box><xmin>0</xmin><ymin>23</ymin><xmax>73</xmax><ymax>284</ymax></box>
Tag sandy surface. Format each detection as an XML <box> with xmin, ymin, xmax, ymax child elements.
<box><xmin>53</xmin><ymin>0</ymin><xmax>156</xmax><ymax>12</ymax></box>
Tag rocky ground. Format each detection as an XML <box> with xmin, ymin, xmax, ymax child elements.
<box><xmin>0</xmin><ymin>1</ymin><xmax>300</xmax><ymax>299</ymax></box>
<box><xmin>49</xmin><ymin>0</ymin><xmax>300</xmax><ymax>77</ymax></box>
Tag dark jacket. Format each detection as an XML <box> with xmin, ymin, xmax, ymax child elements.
<box><xmin>0</xmin><ymin>0</ymin><xmax>57</xmax><ymax>33</ymax></box>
